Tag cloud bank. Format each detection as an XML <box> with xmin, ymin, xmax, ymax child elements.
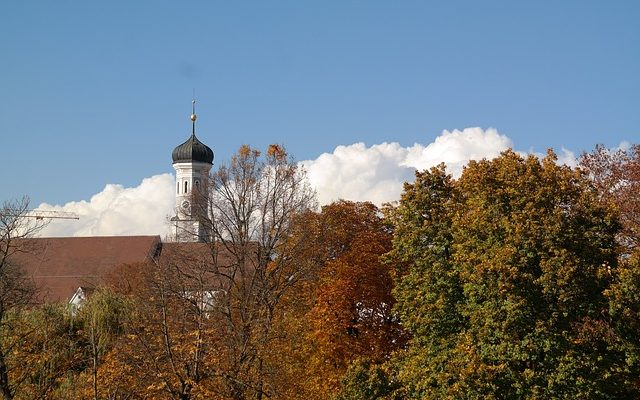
<box><xmin>36</xmin><ymin>174</ymin><xmax>175</xmax><ymax>238</ymax></box>
<box><xmin>36</xmin><ymin>127</ymin><xmax>580</xmax><ymax>237</ymax></box>
<box><xmin>302</xmin><ymin>127</ymin><xmax>513</xmax><ymax>205</ymax></box>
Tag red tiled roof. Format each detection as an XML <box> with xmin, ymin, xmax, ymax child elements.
<box><xmin>11</xmin><ymin>236</ymin><xmax>161</xmax><ymax>302</ymax></box>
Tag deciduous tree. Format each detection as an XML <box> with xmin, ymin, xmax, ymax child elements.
<box><xmin>0</xmin><ymin>197</ymin><xmax>48</xmax><ymax>400</ymax></box>
<box><xmin>272</xmin><ymin>201</ymin><xmax>406</xmax><ymax>399</ymax></box>
<box><xmin>102</xmin><ymin>145</ymin><xmax>317</xmax><ymax>400</ymax></box>
<box><xmin>305</xmin><ymin>201</ymin><xmax>404</xmax><ymax>397</ymax></box>
<box><xmin>199</xmin><ymin>144</ymin><xmax>317</xmax><ymax>399</ymax></box>
<box><xmin>580</xmin><ymin>143</ymin><xmax>640</xmax><ymax>250</ymax></box>
<box><xmin>75</xmin><ymin>288</ymin><xmax>132</xmax><ymax>400</ymax></box>
<box><xmin>384</xmin><ymin>150</ymin><xmax>636</xmax><ymax>398</ymax></box>
<box><xmin>3</xmin><ymin>304</ymin><xmax>83</xmax><ymax>400</ymax></box>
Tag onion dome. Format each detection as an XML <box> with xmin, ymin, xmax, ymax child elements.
<box><xmin>171</xmin><ymin>133</ymin><xmax>214</xmax><ymax>164</ymax></box>
<box><xmin>171</xmin><ymin>101</ymin><xmax>214</xmax><ymax>165</ymax></box>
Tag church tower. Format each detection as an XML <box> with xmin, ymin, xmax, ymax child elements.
<box><xmin>171</xmin><ymin>100</ymin><xmax>214</xmax><ymax>242</ymax></box>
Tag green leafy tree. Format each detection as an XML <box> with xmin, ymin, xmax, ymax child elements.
<box><xmin>382</xmin><ymin>164</ymin><xmax>463</xmax><ymax>397</ymax></box>
<box><xmin>606</xmin><ymin>250</ymin><xmax>640</xmax><ymax>391</ymax></box>
<box><xmin>385</xmin><ymin>150</ymin><xmax>636</xmax><ymax>398</ymax></box>
<box><xmin>580</xmin><ymin>143</ymin><xmax>640</xmax><ymax>392</ymax></box>
<box><xmin>75</xmin><ymin>288</ymin><xmax>132</xmax><ymax>400</ymax></box>
<box><xmin>333</xmin><ymin>360</ymin><xmax>396</xmax><ymax>400</ymax></box>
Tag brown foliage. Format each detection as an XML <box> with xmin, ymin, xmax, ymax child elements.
<box><xmin>279</xmin><ymin>201</ymin><xmax>406</xmax><ymax>399</ymax></box>
<box><xmin>581</xmin><ymin>143</ymin><xmax>640</xmax><ymax>250</ymax></box>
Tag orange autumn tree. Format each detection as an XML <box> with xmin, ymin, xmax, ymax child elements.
<box><xmin>95</xmin><ymin>144</ymin><xmax>318</xmax><ymax>400</ymax></box>
<box><xmin>90</xmin><ymin>255</ymin><xmax>234</xmax><ymax>399</ymax></box>
<box><xmin>286</xmin><ymin>200</ymin><xmax>406</xmax><ymax>398</ymax></box>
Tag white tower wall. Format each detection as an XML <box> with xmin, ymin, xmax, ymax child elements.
<box><xmin>173</xmin><ymin>161</ymin><xmax>212</xmax><ymax>242</ymax></box>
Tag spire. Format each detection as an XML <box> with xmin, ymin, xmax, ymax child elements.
<box><xmin>190</xmin><ymin>99</ymin><xmax>197</xmax><ymax>137</ymax></box>
<box><xmin>173</xmin><ymin>97</ymin><xmax>213</xmax><ymax>165</ymax></box>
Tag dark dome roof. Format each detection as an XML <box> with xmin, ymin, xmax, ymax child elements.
<box><xmin>172</xmin><ymin>133</ymin><xmax>214</xmax><ymax>164</ymax></box>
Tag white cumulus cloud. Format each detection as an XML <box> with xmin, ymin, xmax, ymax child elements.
<box><xmin>34</xmin><ymin>127</ymin><xmax>590</xmax><ymax>237</ymax></box>
<box><xmin>302</xmin><ymin>142</ymin><xmax>417</xmax><ymax>207</ymax></box>
<box><xmin>302</xmin><ymin>127</ymin><xmax>513</xmax><ymax>206</ymax></box>
<box><xmin>36</xmin><ymin>174</ymin><xmax>175</xmax><ymax>238</ymax></box>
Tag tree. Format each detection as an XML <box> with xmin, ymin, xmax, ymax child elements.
<box><xmin>257</xmin><ymin>200</ymin><xmax>408</xmax><ymax>399</ymax></box>
<box><xmin>0</xmin><ymin>197</ymin><xmax>48</xmax><ymax>400</ymax></box>
<box><xmin>94</xmin><ymin>255</ymin><xmax>226</xmax><ymax>399</ymax></box>
<box><xmin>580</xmin><ymin>143</ymin><xmax>640</xmax><ymax>251</ymax></box>
<box><xmin>606</xmin><ymin>249</ymin><xmax>640</xmax><ymax>392</ymax></box>
<box><xmin>197</xmin><ymin>144</ymin><xmax>317</xmax><ymax>399</ymax></box>
<box><xmin>298</xmin><ymin>201</ymin><xmax>406</xmax><ymax>398</ymax></box>
<box><xmin>75</xmin><ymin>288</ymin><xmax>132</xmax><ymax>400</ymax></box>
<box><xmin>381</xmin><ymin>164</ymin><xmax>464</xmax><ymax>398</ymax></box>
<box><xmin>3</xmin><ymin>304</ymin><xmax>84</xmax><ymax>400</ymax></box>
<box><xmin>384</xmin><ymin>150</ymin><xmax>636</xmax><ymax>398</ymax></box>
<box><xmin>579</xmin><ymin>143</ymin><xmax>640</xmax><ymax>393</ymax></box>
<box><xmin>100</xmin><ymin>145</ymin><xmax>317</xmax><ymax>399</ymax></box>
<box><xmin>333</xmin><ymin>360</ymin><xmax>396</xmax><ymax>400</ymax></box>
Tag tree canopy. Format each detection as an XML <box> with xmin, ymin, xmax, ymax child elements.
<box><xmin>3</xmin><ymin>144</ymin><xmax>640</xmax><ymax>399</ymax></box>
<box><xmin>377</xmin><ymin>150</ymin><xmax>637</xmax><ymax>399</ymax></box>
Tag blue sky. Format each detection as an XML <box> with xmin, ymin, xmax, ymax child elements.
<box><xmin>1</xmin><ymin>1</ymin><xmax>639</xmax><ymax>209</ymax></box>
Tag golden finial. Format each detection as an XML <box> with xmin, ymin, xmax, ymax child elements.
<box><xmin>190</xmin><ymin>98</ymin><xmax>197</xmax><ymax>136</ymax></box>
<box><xmin>190</xmin><ymin>99</ymin><xmax>197</xmax><ymax>122</ymax></box>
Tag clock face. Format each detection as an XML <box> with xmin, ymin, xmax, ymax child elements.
<box><xmin>181</xmin><ymin>200</ymin><xmax>190</xmax><ymax>209</ymax></box>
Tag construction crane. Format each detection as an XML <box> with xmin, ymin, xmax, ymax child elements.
<box><xmin>21</xmin><ymin>210</ymin><xmax>79</xmax><ymax>220</ymax></box>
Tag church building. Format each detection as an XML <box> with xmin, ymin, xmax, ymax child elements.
<box><xmin>170</xmin><ymin>100</ymin><xmax>214</xmax><ymax>242</ymax></box>
<box><xmin>11</xmin><ymin>102</ymin><xmax>218</xmax><ymax>303</ymax></box>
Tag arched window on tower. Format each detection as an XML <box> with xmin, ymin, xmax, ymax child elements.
<box><xmin>195</xmin><ymin>180</ymin><xmax>200</xmax><ymax>190</ymax></box>
<box><xmin>177</xmin><ymin>182</ymin><xmax>180</xmax><ymax>194</ymax></box>
<box><xmin>184</xmin><ymin>181</ymin><xmax>189</xmax><ymax>193</ymax></box>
